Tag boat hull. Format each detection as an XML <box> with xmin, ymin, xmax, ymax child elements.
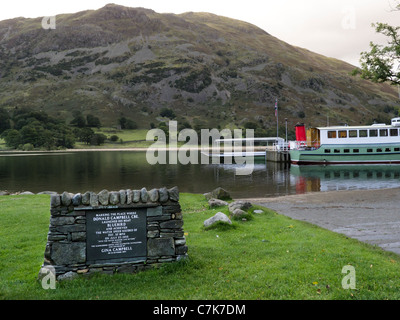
<box><xmin>290</xmin><ymin>144</ymin><xmax>400</xmax><ymax>165</ymax></box>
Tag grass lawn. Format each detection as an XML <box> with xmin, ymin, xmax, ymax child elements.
<box><xmin>74</xmin><ymin>128</ymin><xmax>154</xmax><ymax>149</ymax></box>
<box><xmin>0</xmin><ymin>138</ymin><xmax>7</xmax><ymax>150</ymax></box>
<box><xmin>1</xmin><ymin>193</ymin><xmax>400</xmax><ymax>300</ymax></box>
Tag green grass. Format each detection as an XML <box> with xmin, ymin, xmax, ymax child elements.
<box><xmin>1</xmin><ymin>193</ymin><xmax>400</xmax><ymax>300</ymax></box>
<box><xmin>73</xmin><ymin>127</ymin><xmax>191</xmax><ymax>149</ymax></box>
<box><xmin>96</xmin><ymin>128</ymin><xmax>149</xmax><ymax>141</ymax></box>
<box><xmin>74</xmin><ymin>128</ymin><xmax>154</xmax><ymax>149</ymax></box>
<box><xmin>0</xmin><ymin>141</ymin><xmax>6</xmax><ymax>150</ymax></box>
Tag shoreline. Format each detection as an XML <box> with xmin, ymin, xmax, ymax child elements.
<box><xmin>3</xmin><ymin>186</ymin><xmax>400</xmax><ymax>256</ymax></box>
<box><xmin>0</xmin><ymin>145</ymin><xmax>268</xmax><ymax>154</ymax></box>
<box><xmin>242</xmin><ymin>187</ymin><xmax>400</xmax><ymax>255</ymax></box>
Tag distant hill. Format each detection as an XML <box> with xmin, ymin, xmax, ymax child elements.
<box><xmin>0</xmin><ymin>3</ymin><xmax>398</xmax><ymax>132</ymax></box>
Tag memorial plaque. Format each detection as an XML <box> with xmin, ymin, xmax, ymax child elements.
<box><xmin>86</xmin><ymin>208</ymin><xmax>147</xmax><ymax>263</ymax></box>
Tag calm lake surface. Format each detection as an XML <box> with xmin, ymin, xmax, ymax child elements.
<box><xmin>1</xmin><ymin>150</ymin><xmax>400</xmax><ymax>198</ymax></box>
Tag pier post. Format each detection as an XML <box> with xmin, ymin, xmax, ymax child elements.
<box><xmin>265</xmin><ymin>149</ymin><xmax>291</xmax><ymax>164</ymax></box>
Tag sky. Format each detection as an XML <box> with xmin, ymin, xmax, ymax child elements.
<box><xmin>0</xmin><ymin>0</ymin><xmax>399</xmax><ymax>67</ymax></box>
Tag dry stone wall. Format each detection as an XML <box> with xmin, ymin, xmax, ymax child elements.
<box><xmin>39</xmin><ymin>186</ymin><xmax>187</xmax><ymax>279</ymax></box>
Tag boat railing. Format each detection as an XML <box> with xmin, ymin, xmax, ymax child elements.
<box><xmin>289</xmin><ymin>140</ymin><xmax>320</xmax><ymax>150</ymax></box>
<box><xmin>289</xmin><ymin>141</ymin><xmax>306</xmax><ymax>150</ymax></box>
<box><xmin>273</xmin><ymin>142</ymin><xmax>290</xmax><ymax>152</ymax></box>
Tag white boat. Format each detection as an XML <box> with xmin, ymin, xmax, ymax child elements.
<box><xmin>289</xmin><ymin>118</ymin><xmax>400</xmax><ymax>165</ymax></box>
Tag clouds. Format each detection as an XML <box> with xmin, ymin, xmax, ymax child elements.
<box><xmin>0</xmin><ymin>0</ymin><xmax>398</xmax><ymax>66</ymax></box>
<box><xmin>252</xmin><ymin>0</ymin><xmax>399</xmax><ymax>66</ymax></box>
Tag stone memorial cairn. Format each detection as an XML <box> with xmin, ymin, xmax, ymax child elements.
<box><xmin>39</xmin><ymin>186</ymin><xmax>187</xmax><ymax>280</ymax></box>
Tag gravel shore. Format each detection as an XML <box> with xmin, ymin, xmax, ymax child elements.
<box><xmin>240</xmin><ymin>187</ymin><xmax>400</xmax><ymax>255</ymax></box>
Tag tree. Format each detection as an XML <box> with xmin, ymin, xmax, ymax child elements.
<box><xmin>159</xmin><ymin>107</ymin><xmax>176</xmax><ymax>119</ymax></box>
<box><xmin>74</xmin><ymin>127</ymin><xmax>95</xmax><ymax>145</ymax></box>
<box><xmin>118</xmin><ymin>116</ymin><xmax>127</xmax><ymax>129</ymax></box>
<box><xmin>86</xmin><ymin>114</ymin><xmax>101</xmax><ymax>128</ymax></box>
<box><xmin>118</xmin><ymin>116</ymin><xmax>137</xmax><ymax>129</ymax></box>
<box><xmin>2</xmin><ymin>129</ymin><xmax>21</xmax><ymax>149</ymax></box>
<box><xmin>1</xmin><ymin>108</ymin><xmax>75</xmax><ymax>150</ymax></box>
<box><xmin>90</xmin><ymin>133</ymin><xmax>107</xmax><ymax>146</ymax></box>
<box><xmin>125</xmin><ymin>119</ymin><xmax>137</xmax><ymax>129</ymax></box>
<box><xmin>109</xmin><ymin>135</ymin><xmax>119</xmax><ymax>142</ymax></box>
<box><xmin>353</xmin><ymin>3</ymin><xmax>400</xmax><ymax>86</ymax></box>
<box><xmin>20</xmin><ymin>123</ymin><xmax>41</xmax><ymax>147</ymax></box>
<box><xmin>243</xmin><ymin>121</ymin><xmax>258</xmax><ymax>130</ymax></box>
<box><xmin>70</xmin><ymin>111</ymin><xmax>86</xmax><ymax>128</ymax></box>
<box><xmin>0</xmin><ymin>107</ymin><xmax>11</xmax><ymax>134</ymax></box>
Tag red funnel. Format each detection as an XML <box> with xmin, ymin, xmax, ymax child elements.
<box><xmin>295</xmin><ymin>124</ymin><xmax>306</xmax><ymax>141</ymax></box>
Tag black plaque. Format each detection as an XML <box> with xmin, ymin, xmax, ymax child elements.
<box><xmin>86</xmin><ymin>208</ymin><xmax>147</xmax><ymax>263</ymax></box>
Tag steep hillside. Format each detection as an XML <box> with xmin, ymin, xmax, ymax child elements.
<box><xmin>0</xmin><ymin>3</ymin><xmax>398</xmax><ymax>132</ymax></box>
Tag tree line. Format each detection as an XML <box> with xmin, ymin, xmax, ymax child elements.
<box><xmin>0</xmin><ymin>108</ymin><xmax>77</xmax><ymax>150</ymax></box>
<box><xmin>0</xmin><ymin>108</ymin><xmax>136</xmax><ymax>150</ymax></box>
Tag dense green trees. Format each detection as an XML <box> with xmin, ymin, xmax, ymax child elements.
<box><xmin>70</xmin><ymin>111</ymin><xmax>101</xmax><ymax>128</ymax></box>
<box><xmin>1</xmin><ymin>109</ymin><xmax>76</xmax><ymax>150</ymax></box>
<box><xmin>1</xmin><ymin>108</ymin><xmax>110</xmax><ymax>150</ymax></box>
<box><xmin>0</xmin><ymin>107</ymin><xmax>11</xmax><ymax>133</ymax></box>
<box><xmin>73</xmin><ymin>127</ymin><xmax>106</xmax><ymax>145</ymax></box>
<box><xmin>118</xmin><ymin>116</ymin><xmax>137</xmax><ymax>129</ymax></box>
<box><xmin>0</xmin><ymin>108</ymin><xmax>146</xmax><ymax>150</ymax></box>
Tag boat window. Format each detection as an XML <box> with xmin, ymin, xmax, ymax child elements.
<box><xmin>359</xmin><ymin>130</ymin><xmax>368</xmax><ymax>137</ymax></box>
<box><xmin>369</xmin><ymin>129</ymin><xmax>378</xmax><ymax>137</ymax></box>
<box><xmin>353</xmin><ymin>149</ymin><xmax>359</xmax><ymax>153</ymax></box>
<box><xmin>327</xmin><ymin>131</ymin><xmax>337</xmax><ymax>139</ymax></box>
<box><xmin>334</xmin><ymin>171</ymin><xmax>341</xmax><ymax>178</ymax></box>
<box><xmin>338</xmin><ymin>130</ymin><xmax>347</xmax><ymax>138</ymax></box>
<box><xmin>349</xmin><ymin>130</ymin><xmax>358</xmax><ymax>138</ymax></box>
<box><xmin>390</xmin><ymin>129</ymin><xmax>399</xmax><ymax>136</ymax></box>
<box><xmin>367</xmin><ymin>149</ymin><xmax>373</xmax><ymax>153</ymax></box>
<box><xmin>380</xmin><ymin>129</ymin><xmax>388</xmax><ymax>137</ymax></box>
<box><xmin>334</xmin><ymin>149</ymin><xmax>340</xmax><ymax>153</ymax></box>
<box><xmin>344</xmin><ymin>149</ymin><xmax>350</xmax><ymax>153</ymax></box>
<box><xmin>377</xmin><ymin>148</ymin><xmax>383</xmax><ymax>152</ymax></box>
<box><xmin>385</xmin><ymin>148</ymin><xmax>391</xmax><ymax>152</ymax></box>
<box><xmin>324</xmin><ymin>149</ymin><xmax>331</xmax><ymax>153</ymax></box>
<box><xmin>395</xmin><ymin>148</ymin><xmax>400</xmax><ymax>152</ymax></box>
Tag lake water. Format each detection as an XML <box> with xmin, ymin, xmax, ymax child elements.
<box><xmin>1</xmin><ymin>150</ymin><xmax>400</xmax><ymax>198</ymax></box>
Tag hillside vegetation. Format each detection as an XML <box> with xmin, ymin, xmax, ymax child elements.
<box><xmin>0</xmin><ymin>4</ymin><xmax>398</xmax><ymax>133</ymax></box>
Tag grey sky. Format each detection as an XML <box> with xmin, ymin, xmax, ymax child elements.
<box><xmin>1</xmin><ymin>1</ymin><xmax>399</xmax><ymax>66</ymax></box>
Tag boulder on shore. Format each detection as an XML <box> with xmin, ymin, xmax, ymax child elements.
<box><xmin>204</xmin><ymin>187</ymin><xmax>231</xmax><ymax>201</ymax></box>
<box><xmin>231</xmin><ymin>208</ymin><xmax>247</xmax><ymax>219</ymax></box>
<box><xmin>228</xmin><ymin>200</ymin><xmax>252</xmax><ymax>213</ymax></box>
<box><xmin>204</xmin><ymin>212</ymin><xmax>232</xmax><ymax>228</ymax></box>
<box><xmin>208</xmin><ymin>198</ymin><xmax>228</xmax><ymax>208</ymax></box>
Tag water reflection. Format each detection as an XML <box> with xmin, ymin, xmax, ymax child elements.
<box><xmin>0</xmin><ymin>151</ymin><xmax>294</xmax><ymax>198</ymax></box>
<box><xmin>0</xmin><ymin>151</ymin><xmax>399</xmax><ymax>198</ymax></box>
<box><xmin>290</xmin><ymin>164</ymin><xmax>400</xmax><ymax>193</ymax></box>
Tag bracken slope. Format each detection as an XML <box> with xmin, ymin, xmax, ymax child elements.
<box><xmin>0</xmin><ymin>3</ymin><xmax>398</xmax><ymax>131</ymax></box>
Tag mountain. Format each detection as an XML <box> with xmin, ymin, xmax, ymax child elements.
<box><xmin>0</xmin><ymin>3</ymin><xmax>398</xmax><ymax>132</ymax></box>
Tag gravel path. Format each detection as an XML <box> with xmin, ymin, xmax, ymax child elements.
<box><xmin>239</xmin><ymin>188</ymin><xmax>400</xmax><ymax>255</ymax></box>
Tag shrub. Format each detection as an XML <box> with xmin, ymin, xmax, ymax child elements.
<box><xmin>159</xmin><ymin>108</ymin><xmax>176</xmax><ymax>119</ymax></box>
<box><xmin>110</xmin><ymin>135</ymin><xmax>119</xmax><ymax>142</ymax></box>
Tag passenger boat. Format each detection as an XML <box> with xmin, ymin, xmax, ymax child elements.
<box><xmin>289</xmin><ymin>118</ymin><xmax>400</xmax><ymax>165</ymax></box>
